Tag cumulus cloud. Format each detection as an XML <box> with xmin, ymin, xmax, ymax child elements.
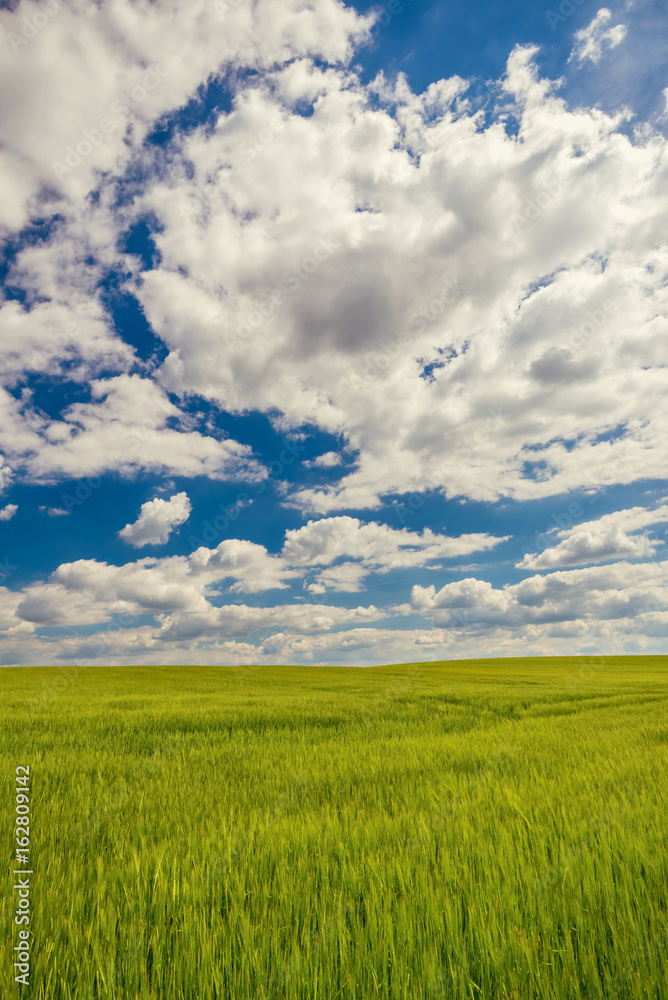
<box><xmin>517</xmin><ymin>505</ymin><xmax>668</xmax><ymax>570</ymax></box>
<box><xmin>2</xmin><ymin>521</ymin><xmax>668</xmax><ymax>665</ymax></box>
<box><xmin>2</xmin><ymin>20</ymin><xmax>667</xmax><ymax>508</ymax></box>
<box><xmin>155</xmin><ymin>600</ymin><xmax>382</xmax><ymax>644</ymax></box>
<box><xmin>119</xmin><ymin>492</ymin><xmax>192</xmax><ymax>547</ymax></box>
<box><xmin>306</xmin><ymin>561</ymin><xmax>369</xmax><ymax>594</ymax></box>
<box><xmin>8</xmin><ymin>517</ymin><xmax>502</xmax><ymax>630</ymax></box>
<box><xmin>0</xmin><ymin>1</ymin><xmax>667</xmax><ymax>666</ymax></box>
<box><xmin>569</xmin><ymin>9</ymin><xmax>628</xmax><ymax>65</ymax></box>
<box><xmin>410</xmin><ymin>577</ymin><xmax>511</xmax><ymax>614</ymax></box>
<box><xmin>188</xmin><ymin>538</ymin><xmax>299</xmax><ymax>595</ymax></box>
<box><xmin>2</xmin><ymin>606</ymin><xmax>667</xmax><ymax>668</ymax></box>
<box><xmin>0</xmin><ymin>298</ymin><xmax>132</xmax><ymax>386</ymax></box>
<box><xmin>11</xmin><ymin>534</ymin><xmax>305</xmax><ymax>631</ymax></box>
<box><xmin>0</xmin><ymin>504</ymin><xmax>17</xmax><ymax>521</ymax></box>
<box><xmin>0</xmin><ymin>460</ymin><xmax>13</xmax><ymax>494</ymax></box>
<box><xmin>119</xmin><ymin>44</ymin><xmax>668</xmax><ymax>513</ymax></box>
<box><xmin>306</xmin><ymin>451</ymin><xmax>343</xmax><ymax>469</ymax></box>
<box><xmin>3</xmin><ymin>549</ymin><xmax>383</xmax><ymax>662</ymax></box>
<box><xmin>0</xmin><ymin>376</ymin><xmax>265</xmax><ymax>484</ymax></box>
<box><xmin>0</xmin><ymin>0</ymin><xmax>373</xmax><ymax>233</ymax></box>
<box><xmin>282</xmin><ymin>516</ymin><xmax>508</xmax><ymax>590</ymax></box>
<box><xmin>410</xmin><ymin>560</ymin><xmax>668</xmax><ymax>628</ymax></box>
<box><xmin>0</xmin><ymin>0</ymin><xmax>372</xmax><ymax>491</ymax></box>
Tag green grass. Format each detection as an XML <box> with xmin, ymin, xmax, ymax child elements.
<box><xmin>2</xmin><ymin>656</ymin><xmax>668</xmax><ymax>999</ymax></box>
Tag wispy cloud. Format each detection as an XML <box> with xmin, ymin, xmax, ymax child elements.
<box><xmin>39</xmin><ymin>506</ymin><xmax>70</xmax><ymax>517</ymax></box>
<box><xmin>569</xmin><ymin>8</ymin><xmax>627</xmax><ymax>65</ymax></box>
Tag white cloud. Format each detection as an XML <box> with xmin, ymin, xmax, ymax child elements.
<box><xmin>0</xmin><ymin>0</ymin><xmax>373</xmax><ymax>233</ymax></box>
<box><xmin>282</xmin><ymin>516</ymin><xmax>508</xmax><ymax>590</ymax></box>
<box><xmin>0</xmin><ymin>299</ymin><xmax>132</xmax><ymax>385</ymax></box>
<box><xmin>11</xmin><ymin>535</ymin><xmax>302</xmax><ymax>630</ymax></box>
<box><xmin>38</xmin><ymin>505</ymin><xmax>70</xmax><ymax>517</ymax></box>
<box><xmin>410</xmin><ymin>577</ymin><xmax>511</xmax><ymax>614</ymax></box>
<box><xmin>306</xmin><ymin>561</ymin><xmax>369</xmax><ymax>593</ymax></box>
<box><xmin>188</xmin><ymin>538</ymin><xmax>298</xmax><ymax>595</ymax></box>
<box><xmin>410</xmin><ymin>559</ymin><xmax>668</xmax><ymax>628</ymax></box>
<box><xmin>306</xmin><ymin>451</ymin><xmax>343</xmax><ymax>468</ymax></box>
<box><xmin>0</xmin><ymin>1</ymin><xmax>667</xmax><ymax>666</ymax></box>
<box><xmin>8</xmin><ymin>517</ymin><xmax>502</xmax><ymax>628</ymax></box>
<box><xmin>3</xmin><ymin>605</ymin><xmax>667</xmax><ymax>667</ymax></box>
<box><xmin>2</xmin><ymin>520</ymin><xmax>668</xmax><ymax>665</ymax></box>
<box><xmin>119</xmin><ymin>492</ymin><xmax>192</xmax><ymax>547</ymax></box>
<box><xmin>4</xmin><ymin>550</ymin><xmax>383</xmax><ymax>658</ymax></box>
<box><xmin>0</xmin><ymin>504</ymin><xmax>17</xmax><ymax>521</ymax></box>
<box><xmin>0</xmin><ymin>460</ymin><xmax>13</xmax><ymax>494</ymax></box>
<box><xmin>118</xmin><ymin>45</ymin><xmax>668</xmax><ymax>513</ymax></box>
<box><xmin>0</xmin><ymin>1</ymin><xmax>373</xmax><ymax>492</ymax></box>
<box><xmin>569</xmin><ymin>9</ymin><xmax>628</xmax><ymax>65</ymax></box>
<box><xmin>0</xmin><ymin>375</ymin><xmax>265</xmax><ymax>483</ymax></box>
<box><xmin>154</xmin><ymin>600</ymin><xmax>382</xmax><ymax>643</ymax></box>
<box><xmin>517</xmin><ymin>504</ymin><xmax>668</xmax><ymax>570</ymax></box>
<box><xmin>1</xmin><ymin>24</ymin><xmax>666</xmax><ymax>509</ymax></box>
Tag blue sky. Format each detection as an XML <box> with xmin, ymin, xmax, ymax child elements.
<box><xmin>0</xmin><ymin>0</ymin><xmax>667</xmax><ymax>666</ymax></box>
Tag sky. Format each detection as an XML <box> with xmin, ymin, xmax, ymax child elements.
<box><xmin>0</xmin><ymin>0</ymin><xmax>667</xmax><ymax>667</ymax></box>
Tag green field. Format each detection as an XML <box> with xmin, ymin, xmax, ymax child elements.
<box><xmin>2</xmin><ymin>656</ymin><xmax>668</xmax><ymax>999</ymax></box>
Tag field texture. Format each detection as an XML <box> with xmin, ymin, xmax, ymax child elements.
<box><xmin>2</xmin><ymin>656</ymin><xmax>668</xmax><ymax>999</ymax></box>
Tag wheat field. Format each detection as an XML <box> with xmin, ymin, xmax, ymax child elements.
<box><xmin>2</xmin><ymin>656</ymin><xmax>667</xmax><ymax>999</ymax></box>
